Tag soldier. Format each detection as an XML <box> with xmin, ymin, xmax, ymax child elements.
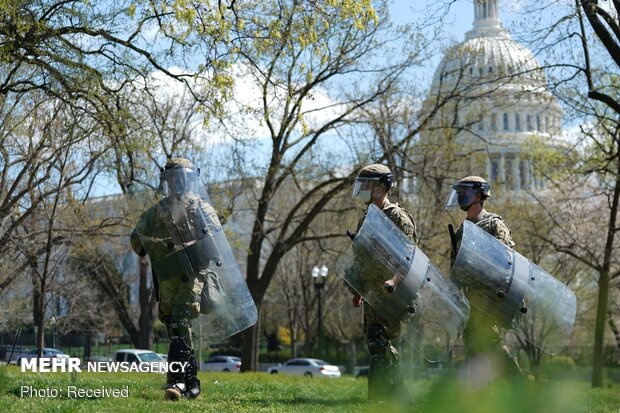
<box><xmin>446</xmin><ymin>176</ymin><xmax>514</xmax><ymax>260</ymax></box>
<box><xmin>130</xmin><ymin>158</ymin><xmax>217</xmax><ymax>401</ymax></box>
<box><xmin>445</xmin><ymin>175</ymin><xmax>523</xmax><ymax>377</ymax></box>
<box><xmin>348</xmin><ymin>164</ymin><xmax>417</xmax><ymax>401</ymax></box>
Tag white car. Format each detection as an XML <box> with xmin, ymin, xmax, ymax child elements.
<box><xmin>267</xmin><ymin>358</ymin><xmax>341</xmax><ymax>378</ymax></box>
<box><xmin>17</xmin><ymin>348</ymin><xmax>70</xmax><ymax>365</ymax></box>
<box><xmin>202</xmin><ymin>355</ymin><xmax>241</xmax><ymax>372</ymax></box>
<box><xmin>113</xmin><ymin>349</ymin><xmax>164</xmax><ymax>364</ymax></box>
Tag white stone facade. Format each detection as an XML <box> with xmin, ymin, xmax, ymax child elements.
<box><xmin>417</xmin><ymin>0</ymin><xmax>563</xmax><ymax>192</ymax></box>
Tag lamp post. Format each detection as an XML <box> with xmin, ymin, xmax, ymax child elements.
<box><xmin>312</xmin><ymin>265</ymin><xmax>328</xmax><ymax>358</ymax></box>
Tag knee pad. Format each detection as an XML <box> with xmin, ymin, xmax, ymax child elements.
<box><xmin>185</xmin><ymin>351</ymin><xmax>198</xmax><ymax>379</ymax></box>
<box><xmin>367</xmin><ymin>324</ymin><xmax>389</xmax><ymax>356</ymax></box>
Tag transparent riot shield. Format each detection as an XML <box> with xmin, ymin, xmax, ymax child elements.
<box><xmin>450</xmin><ymin>220</ymin><xmax>576</xmax><ymax>354</ymax></box>
<box><xmin>133</xmin><ymin>167</ymin><xmax>257</xmax><ymax>344</ymax></box>
<box><xmin>338</xmin><ymin>204</ymin><xmax>470</xmax><ymax>362</ymax></box>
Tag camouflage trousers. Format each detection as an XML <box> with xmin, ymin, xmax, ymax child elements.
<box><xmin>462</xmin><ymin>306</ymin><xmax>526</xmax><ymax>380</ymax></box>
<box><xmin>158</xmin><ymin>274</ymin><xmax>204</xmax><ymax>323</ymax></box>
<box><xmin>364</xmin><ymin>306</ymin><xmax>401</xmax><ymax>401</ymax></box>
<box><xmin>158</xmin><ymin>273</ymin><xmax>204</xmax><ymax>387</ymax></box>
<box><xmin>158</xmin><ymin>277</ymin><xmax>204</xmax><ymax>360</ymax></box>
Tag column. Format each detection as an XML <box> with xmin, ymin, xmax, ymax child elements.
<box><xmin>486</xmin><ymin>155</ymin><xmax>492</xmax><ymax>181</ymax></box>
<box><xmin>499</xmin><ymin>153</ymin><xmax>506</xmax><ymax>184</ymax></box>
<box><xmin>525</xmin><ymin>159</ymin><xmax>532</xmax><ymax>190</ymax></box>
<box><xmin>512</xmin><ymin>154</ymin><xmax>521</xmax><ymax>191</ymax></box>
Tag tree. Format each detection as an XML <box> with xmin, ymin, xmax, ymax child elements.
<box><xmin>5</xmin><ymin>95</ymin><xmax>108</xmax><ymax>355</ymax></box>
<box><xmin>82</xmin><ymin>77</ymin><xmax>209</xmax><ymax>350</ymax></box>
<box><xmin>211</xmin><ymin>0</ymin><xmax>432</xmax><ymax>371</ymax></box>
<box><xmin>575</xmin><ymin>0</ymin><xmax>620</xmax><ymax>387</ymax></box>
<box><xmin>513</xmin><ymin>0</ymin><xmax>620</xmax><ymax>386</ymax></box>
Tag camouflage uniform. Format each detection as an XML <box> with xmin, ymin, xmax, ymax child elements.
<box><xmin>451</xmin><ymin>208</ymin><xmax>514</xmax><ymax>263</ymax></box>
<box><xmin>353</xmin><ymin>200</ymin><xmax>418</xmax><ymax>401</ymax></box>
<box><xmin>452</xmin><ymin>209</ymin><xmax>524</xmax><ymax>376</ymax></box>
<box><xmin>357</xmin><ymin>201</ymin><xmax>418</xmax><ymax>337</ymax></box>
<box><xmin>131</xmin><ymin>195</ymin><xmax>221</xmax><ymax>321</ymax></box>
<box><xmin>130</xmin><ymin>158</ymin><xmax>220</xmax><ymax>400</ymax></box>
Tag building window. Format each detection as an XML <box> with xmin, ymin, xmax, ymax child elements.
<box><xmin>489</xmin><ymin>66</ymin><xmax>493</xmax><ymax>73</ymax></box>
<box><xmin>478</xmin><ymin>117</ymin><xmax>484</xmax><ymax>131</ymax></box>
<box><xmin>526</xmin><ymin>114</ymin><xmax>532</xmax><ymax>131</ymax></box>
<box><xmin>545</xmin><ymin>116</ymin><xmax>549</xmax><ymax>132</ymax></box>
<box><xmin>515</xmin><ymin>113</ymin><xmax>521</xmax><ymax>131</ymax></box>
<box><xmin>491</xmin><ymin>161</ymin><xmax>499</xmax><ymax>182</ymax></box>
<box><xmin>536</xmin><ymin>114</ymin><xmax>541</xmax><ymax>131</ymax></box>
<box><xmin>491</xmin><ymin>113</ymin><xmax>497</xmax><ymax>131</ymax></box>
<box><xmin>503</xmin><ymin>113</ymin><xmax>509</xmax><ymax>131</ymax></box>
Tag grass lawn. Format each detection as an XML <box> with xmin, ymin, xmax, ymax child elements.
<box><xmin>0</xmin><ymin>365</ymin><xmax>618</xmax><ymax>413</ymax></box>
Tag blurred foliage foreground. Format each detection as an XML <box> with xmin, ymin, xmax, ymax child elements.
<box><xmin>0</xmin><ymin>365</ymin><xmax>617</xmax><ymax>413</ymax></box>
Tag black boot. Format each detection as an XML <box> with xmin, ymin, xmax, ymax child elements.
<box><xmin>183</xmin><ymin>351</ymin><xmax>201</xmax><ymax>399</ymax></box>
<box><xmin>367</xmin><ymin>325</ymin><xmax>397</xmax><ymax>402</ymax></box>
<box><xmin>164</xmin><ymin>335</ymin><xmax>192</xmax><ymax>401</ymax></box>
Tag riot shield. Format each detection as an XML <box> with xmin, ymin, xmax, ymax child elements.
<box><xmin>338</xmin><ymin>204</ymin><xmax>470</xmax><ymax>362</ymax></box>
<box><xmin>133</xmin><ymin>167</ymin><xmax>257</xmax><ymax>344</ymax></box>
<box><xmin>450</xmin><ymin>220</ymin><xmax>576</xmax><ymax>354</ymax></box>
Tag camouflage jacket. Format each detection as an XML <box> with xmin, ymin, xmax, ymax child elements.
<box><xmin>130</xmin><ymin>193</ymin><xmax>222</xmax><ymax>279</ymax></box>
<box><xmin>356</xmin><ymin>201</ymin><xmax>418</xmax><ymax>244</ymax></box>
<box><xmin>347</xmin><ymin>201</ymin><xmax>418</xmax><ymax>296</ymax></box>
<box><xmin>451</xmin><ymin>208</ymin><xmax>514</xmax><ymax>263</ymax></box>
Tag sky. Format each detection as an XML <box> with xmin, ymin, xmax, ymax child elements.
<box><xmin>89</xmin><ymin>0</ymin><xmax>569</xmax><ymax>198</ymax></box>
<box><xmin>390</xmin><ymin>0</ymin><xmax>524</xmax><ymax>75</ymax></box>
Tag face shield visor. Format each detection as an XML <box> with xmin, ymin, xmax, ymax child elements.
<box><xmin>352</xmin><ymin>177</ymin><xmax>381</xmax><ymax>203</ymax></box>
<box><xmin>159</xmin><ymin>167</ymin><xmax>199</xmax><ymax>197</ymax></box>
<box><xmin>444</xmin><ymin>183</ymin><xmax>479</xmax><ymax>210</ymax></box>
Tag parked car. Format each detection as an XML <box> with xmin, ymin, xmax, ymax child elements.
<box><xmin>1</xmin><ymin>346</ymin><xmax>32</xmax><ymax>364</ymax></box>
<box><xmin>266</xmin><ymin>358</ymin><xmax>341</xmax><ymax>378</ymax></box>
<box><xmin>202</xmin><ymin>355</ymin><xmax>241</xmax><ymax>372</ymax></box>
<box><xmin>113</xmin><ymin>349</ymin><xmax>164</xmax><ymax>364</ymax></box>
<box><xmin>17</xmin><ymin>348</ymin><xmax>69</xmax><ymax>365</ymax></box>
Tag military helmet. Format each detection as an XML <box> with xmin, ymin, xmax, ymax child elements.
<box><xmin>159</xmin><ymin>157</ymin><xmax>199</xmax><ymax>195</ymax></box>
<box><xmin>352</xmin><ymin>163</ymin><xmax>393</xmax><ymax>203</ymax></box>
<box><xmin>163</xmin><ymin>157</ymin><xmax>195</xmax><ymax>171</ymax></box>
<box><xmin>445</xmin><ymin>175</ymin><xmax>491</xmax><ymax>210</ymax></box>
<box><xmin>356</xmin><ymin>164</ymin><xmax>393</xmax><ymax>188</ymax></box>
<box><xmin>457</xmin><ymin>176</ymin><xmax>491</xmax><ymax>198</ymax></box>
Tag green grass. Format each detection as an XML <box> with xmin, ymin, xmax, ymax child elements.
<box><xmin>0</xmin><ymin>365</ymin><xmax>617</xmax><ymax>413</ymax></box>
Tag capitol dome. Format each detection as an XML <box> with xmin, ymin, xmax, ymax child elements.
<box><xmin>432</xmin><ymin>33</ymin><xmax>547</xmax><ymax>92</ymax></box>
<box><xmin>417</xmin><ymin>0</ymin><xmax>563</xmax><ymax>193</ymax></box>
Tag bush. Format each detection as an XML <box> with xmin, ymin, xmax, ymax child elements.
<box><xmin>538</xmin><ymin>355</ymin><xmax>576</xmax><ymax>379</ymax></box>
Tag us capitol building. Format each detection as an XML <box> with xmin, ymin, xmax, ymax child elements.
<box><xmin>416</xmin><ymin>0</ymin><xmax>564</xmax><ymax>193</ymax></box>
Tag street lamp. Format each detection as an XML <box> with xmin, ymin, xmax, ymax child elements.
<box><xmin>312</xmin><ymin>264</ymin><xmax>328</xmax><ymax>358</ymax></box>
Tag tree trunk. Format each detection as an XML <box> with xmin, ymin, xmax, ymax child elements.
<box><xmin>84</xmin><ymin>332</ymin><xmax>92</xmax><ymax>360</ymax></box>
<box><xmin>241</xmin><ymin>302</ymin><xmax>261</xmax><ymax>372</ymax></box>
<box><xmin>136</xmin><ymin>257</ymin><xmax>154</xmax><ymax>349</ymax></box>
<box><xmin>592</xmin><ymin>269</ymin><xmax>610</xmax><ymax>387</ymax></box>
<box><xmin>31</xmin><ymin>272</ymin><xmax>45</xmax><ymax>356</ymax></box>
<box><xmin>291</xmin><ymin>326</ymin><xmax>297</xmax><ymax>358</ymax></box>
<box><xmin>608</xmin><ymin>310</ymin><xmax>620</xmax><ymax>349</ymax></box>
<box><xmin>346</xmin><ymin>340</ymin><xmax>356</xmax><ymax>375</ymax></box>
<box><xmin>593</xmin><ymin>160</ymin><xmax>620</xmax><ymax>387</ymax></box>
